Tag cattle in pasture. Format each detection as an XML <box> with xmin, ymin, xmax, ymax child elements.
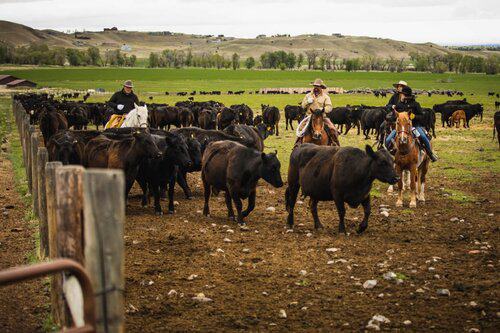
<box><xmin>202</xmin><ymin>141</ymin><xmax>283</xmax><ymax>225</ymax></box>
<box><xmin>284</xmin><ymin>105</ymin><xmax>306</xmax><ymax>130</ymax></box>
<box><xmin>136</xmin><ymin>132</ymin><xmax>192</xmax><ymax>214</ymax></box>
<box><xmin>149</xmin><ymin>106</ymin><xmax>181</xmax><ymax>129</ymax></box>
<box><xmin>327</xmin><ymin>106</ymin><xmax>362</xmax><ymax>135</ymax></box>
<box><xmin>360</xmin><ymin>107</ymin><xmax>385</xmax><ymax>139</ymax></box>
<box><xmin>449</xmin><ymin>110</ymin><xmax>467</xmax><ymax>128</ymax></box>
<box><xmin>230</xmin><ymin>104</ymin><xmax>254</xmax><ymax>125</ymax></box>
<box><xmin>253</xmin><ymin>115</ymin><xmax>263</xmax><ymax>126</ymax></box>
<box><xmin>172</xmin><ymin>127</ymin><xmax>258</xmax><ymax>152</ymax></box>
<box><xmin>198</xmin><ymin>109</ymin><xmax>217</xmax><ymax>129</ymax></box>
<box><xmin>179</xmin><ymin>107</ymin><xmax>194</xmax><ymax>127</ymax></box>
<box><xmin>47</xmin><ymin>130</ymin><xmax>100</xmax><ymax>165</ymax></box>
<box><xmin>285</xmin><ymin>144</ymin><xmax>398</xmax><ymax>233</ymax></box>
<box><xmin>83</xmin><ymin>130</ymin><xmax>162</xmax><ymax>197</ymax></box>
<box><xmin>39</xmin><ymin>107</ymin><xmax>69</xmax><ymax>145</ymax></box>
<box><xmin>493</xmin><ymin>111</ymin><xmax>500</xmax><ymax>149</ymax></box>
<box><xmin>261</xmin><ymin>104</ymin><xmax>281</xmax><ymax>136</ymax></box>
<box><xmin>223</xmin><ymin>124</ymin><xmax>265</xmax><ymax>151</ymax></box>
<box><xmin>217</xmin><ymin>107</ymin><xmax>239</xmax><ymax>130</ymax></box>
<box><xmin>495</xmin><ymin>101</ymin><xmax>500</xmax><ymax>110</ymax></box>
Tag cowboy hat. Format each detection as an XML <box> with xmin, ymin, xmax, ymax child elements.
<box><xmin>401</xmin><ymin>86</ymin><xmax>413</xmax><ymax>97</ymax></box>
<box><xmin>310</xmin><ymin>78</ymin><xmax>327</xmax><ymax>89</ymax></box>
<box><xmin>123</xmin><ymin>80</ymin><xmax>134</xmax><ymax>88</ymax></box>
<box><xmin>392</xmin><ymin>80</ymin><xmax>407</xmax><ymax>88</ymax></box>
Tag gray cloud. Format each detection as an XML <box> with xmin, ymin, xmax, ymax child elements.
<box><xmin>0</xmin><ymin>0</ymin><xmax>498</xmax><ymax>44</ymax></box>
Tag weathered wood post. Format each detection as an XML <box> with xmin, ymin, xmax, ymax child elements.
<box><xmin>30</xmin><ymin>131</ymin><xmax>40</xmax><ymax>216</ymax></box>
<box><xmin>45</xmin><ymin>161</ymin><xmax>63</xmax><ymax>324</ymax></box>
<box><xmin>37</xmin><ymin>147</ymin><xmax>49</xmax><ymax>258</ymax></box>
<box><xmin>26</xmin><ymin>125</ymin><xmax>34</xmax><ymax>193</ymax></box>
<box><xmin>54</xmin><ymin>165</ymin><xmax>85</xmax><ymax>327</ymax></box>
<box><xmin>84</xmin><ymin>169</ymin><xmax>125</xmax><ymax>333</ymax></box>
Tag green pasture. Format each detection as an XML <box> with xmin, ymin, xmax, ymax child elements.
<box><xmin>1</xmin><ymin>67</ymin><xmax>499</xmax><ymax>94</ymax></box>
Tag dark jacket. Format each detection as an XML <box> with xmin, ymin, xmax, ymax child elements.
<box><xmin>394</xmin><ymin>97</ymin><xmax>425</xmax><ymax>128</ymax></box>
<box><xmin>107</xmin><ymin>89</ymin><xmax>139</xmax><ymax>115</ymax></box>
<box><xmin>386</xmin><ymin>92</ymin><xmax>402</xmax><ymax>112</ymax></box>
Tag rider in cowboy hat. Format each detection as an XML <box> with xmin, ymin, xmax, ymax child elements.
<box><xmin>386</xmin><ymin>80</ymin><xmax>407</xmax><ymax>112</ymax></box>
<box><xmin>107</xmin><ymin>80</ymin><xmax>139</xmax><ymax>115</ymax></box>
<box><xmin>385</xmin><ymin>86</ymin><xmax>438</xmax><ymax>162</ymax></box>
<box><xmin>299</xmin><ymin>78</ymin><xmax>337</xmax><ymax>139</ymax></box>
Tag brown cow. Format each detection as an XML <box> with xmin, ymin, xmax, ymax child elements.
<box><xmin>39</xmin><ymin>108</ymin><xmax>69</xmax><ymax>145</ymax></box>
<box><xmin>449</xmin><ymin>110</ymin><xmax>466</xmax><ymax>128</ymax></box>
<box><xmin>83</xmin><ymin>130</ymin><xmax>162</xmax><ymax>196</ymax></box>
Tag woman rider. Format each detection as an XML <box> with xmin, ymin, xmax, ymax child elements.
<box><xmin>385</xmin><ymin>86</ymin><xmax>438</xmax><ymax>162</ymax></box>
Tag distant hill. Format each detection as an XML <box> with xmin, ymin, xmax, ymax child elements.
<box><xmin>0</xmin><ymin>20</ymin><xmax>493</xmax><ymax>59</ymax></box>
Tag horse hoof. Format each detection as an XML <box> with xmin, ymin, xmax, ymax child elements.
<box><xmin>315</xmin><ymin>224</ymin><xmax>324</xmax><ymax>230</ymax></box>
<box><xmin>396</xmin><ymin>200</ymin><xmax>403</xmax><ymax>207</ymax></box>
<box><xmin>185</xmin><ymin>196</ymin><xmax>193</xmax><ymax>200</ymax></box>
<box><xmin>387</xmin><ymin>186</ymin><xmax>394</xmax><ymax>193</ymax></box>
<box><xmin>409</xmin><ymin>201</ymin><xmax>417</xmax><ymax>208</ymax></box>
<box><xmin>168</xmin><ymin>210</ymin><xmax>174</xmax><ymax>215</ymax></box>
<box><xmin>155</xmin><ymin>211</ymin><xmax>163</xmax><ymax>216</ymax></box>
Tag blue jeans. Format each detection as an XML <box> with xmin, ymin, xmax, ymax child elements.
<box><xmin>385</xmin><ymin>127</ymin><xmax>431</xmax><ymax>152</ymax></box>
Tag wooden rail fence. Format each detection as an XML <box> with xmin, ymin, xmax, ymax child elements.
<box><xmin>11</xmin><ymin>99</ymin><xmax>125</xmax><ymax>333</ymax></box>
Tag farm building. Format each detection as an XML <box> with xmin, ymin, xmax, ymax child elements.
<box><xmin>6</xmin><ymin>79</ymin><xmax>37</xmax><ymax>88</ymax></box>
<box><xmin>0</xmin><ymin>75</ymin><xmax>18</xmax><ymax>85</ymax></box>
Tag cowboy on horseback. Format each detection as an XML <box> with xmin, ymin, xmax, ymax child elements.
<box><xmin>105</xmin><ymin>80</ymin><xmax>139</xmax><ymax>129</ymax></box>
<box><xmin>297</xmin><ymin>78</ymin><xmax>338</xmax><ymax>143</ymax></box>
<box><xmin>385</xmin><ymin>86</ymin><xmax>438</xmax><ymax>162</ymax></box>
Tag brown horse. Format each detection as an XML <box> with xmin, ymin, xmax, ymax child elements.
<box><xmin>393</xmin><ymin>111</ymin><xmax>429</xmax><ymax>208</ymax></box>
<box><xmin>302</xmin><ymin>109</ymin><xmax>339</xmax><ymax>146</ymax></box>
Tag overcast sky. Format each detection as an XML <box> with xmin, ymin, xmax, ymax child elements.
<box><xmin>1</xmin><ymin>0</ymin><xmax>499</xmax><ymax>45</ymax></box>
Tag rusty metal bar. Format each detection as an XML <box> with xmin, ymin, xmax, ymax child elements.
<box><xmin>0</xmin><ymin>259</ymin><xmax>96</xmax><ymax>333</ymax></box>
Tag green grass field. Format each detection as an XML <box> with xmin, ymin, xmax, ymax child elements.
<box><xmin>1</xmin><ymin>67</ymin><xmax>499</xmax><ymax>94</ymax></box>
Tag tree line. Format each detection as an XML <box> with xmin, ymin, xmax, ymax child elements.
<box><xmin>0</xmin><ymin>41</ymin><xmax>497</xmax><ymax>74</ymax></box>
<box><xmin>0</xmin><ymin>42</ymin><xmax>137</xmax><ymax>67</ymax></box>
<box><xmin>148</xmin><ymin>48</ymin><xmax>498</xmax><ymax>74</ymax></box>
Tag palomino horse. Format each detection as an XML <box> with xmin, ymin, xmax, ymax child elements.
<box><xmin>393</xmin><ymin>111</ymin><xmax>429</xmax><ymax>207</ymax></box>
<box><xmin>301</xmin><ymin>109</ymin><xmax>339</xmax><ymax>146</ymax></box>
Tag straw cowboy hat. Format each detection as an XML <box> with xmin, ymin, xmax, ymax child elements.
<box><xmin>123</xmin><ymin>80</ymin><xmax>134</xmax><ymax>88</ymax></box>
<box><xmin>310</xmin><ymin>78</ymin><xmax>327</xmax><ymax>89</ymax></box>
<box><xmin>392</xmin><ymin>80</ymin><xmax>407</xmax><ymax>88</ymax></box>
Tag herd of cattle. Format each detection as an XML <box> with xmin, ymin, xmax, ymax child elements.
<box><xmin>13</xmin><ymin>92</ymin><xmax>487</xmax><ymax>232</ymax></box>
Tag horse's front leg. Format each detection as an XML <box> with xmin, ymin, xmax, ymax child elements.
<box><xmin>409</xmin><ymin>165</ymin><xmax>417</xmax><ymax>208</ymax></box>
<box><xmin>396</xmin><ymin>165</ymin><xmax>403</xmax><ymax>207</ymax></box>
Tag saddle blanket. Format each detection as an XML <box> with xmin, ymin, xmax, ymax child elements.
<box><xmin>104</xmin><ymin>114</ymin><xmax>126</xmax><ymax>129</ymax></box>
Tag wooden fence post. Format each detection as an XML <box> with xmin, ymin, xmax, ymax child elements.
<box><xmin>55</xmin><ymin>165</ymin><xmax>85</xmax><ymax>328</ymax></box>
<box><xmin>37</xmin><ymin>147</ymin><xmax>49</xmax><ymax>258</ymax></box>
<box><xmin>45</xmin><ymin>161</ymin><xmax>63</xmax><ymax>325</ymax></box>
<box><xmin>84</xmin><ymin>169</ymin><xmax>125</xmax><ymax>333</ymax></box>
<box><xmin>30</xmin><ymin>132</ymin><xmax>40</xmax><ymax>216</ymax></box>
<box><xmin>26</xmin><ymin>125</ymin><xmax>34</xmax><ymax>193</ymax></box>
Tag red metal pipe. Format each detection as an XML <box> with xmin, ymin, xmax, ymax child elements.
<box><xmin>0</xmin><ymin>259</ymin><xmax>95</xmax><ymax>333</ymax></box>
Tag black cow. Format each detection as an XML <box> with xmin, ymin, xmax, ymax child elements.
<box><xmin>284</xmin><ymin>105</ymin><xmax>306</xmax><ymax>130</ymax></box>
<box><xmin>493</xmin><ymin>111</ymin><xmax>500</xmax><ymax>149</ymax></box>
<box><xmin>202</xmin><ymin>141</ymin><xmax>283</xmax><ymax>225</ymax></box>
<box><xmin>360</xmin><ymin>107</ymin><xmax>385</xmax><ymax>139</ymax></box>
<box><xmin>198</xmin><ymin>109</ymin><xmax>217</xmax><ymax>129</ymax></box>
<box><xmin>223</xmin><ymin>124</ymin><xmax>265</xmax><ymax>151</ymax></box>
<box><xmin>230</xmin><ymin>104</ymin><xmax>254</xmax><ymax>125</ymax></box>
<box><xmin>217</xmin><ymin>107</ymin><xmax>239</xmax><ymax>130</ymax></box>
<box><xmin>285</xmin><ymin>144</ymin><xmax>398</xmax><ymax>234</ymax></box>
<box><xmin>262</xmin><ymin>104</ymin><xmax>280</xmax><ymax>136</ymax></box>
<box><xmin>136</xmin><ymin>133</ymin><xmax>191</xmax><ymax>215</ymax></box>
<box><xmin>47</xmin><ymin>130</ymin><xmax>100</xmax><ymax>165</ymax></box>
<box><xmin>172</xmin><ymin>127</ymin><xmax>257</xmax><ymax>153</ymax></box>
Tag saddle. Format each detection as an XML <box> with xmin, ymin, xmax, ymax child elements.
<box><xmin>104</xmin><ymin>114</ymin><xmax>126</xmax><ymax>129</ymax></box>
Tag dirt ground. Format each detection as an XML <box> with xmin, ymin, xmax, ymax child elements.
<box><xmin>0</xmin><ymin>153</ymin><xmax>49</xmax><ymax>332</ymax></box>
<box><xmin>121</xmin><ymin>170</ymin><xmax>499</xmax><ymax>332</ymax></box>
